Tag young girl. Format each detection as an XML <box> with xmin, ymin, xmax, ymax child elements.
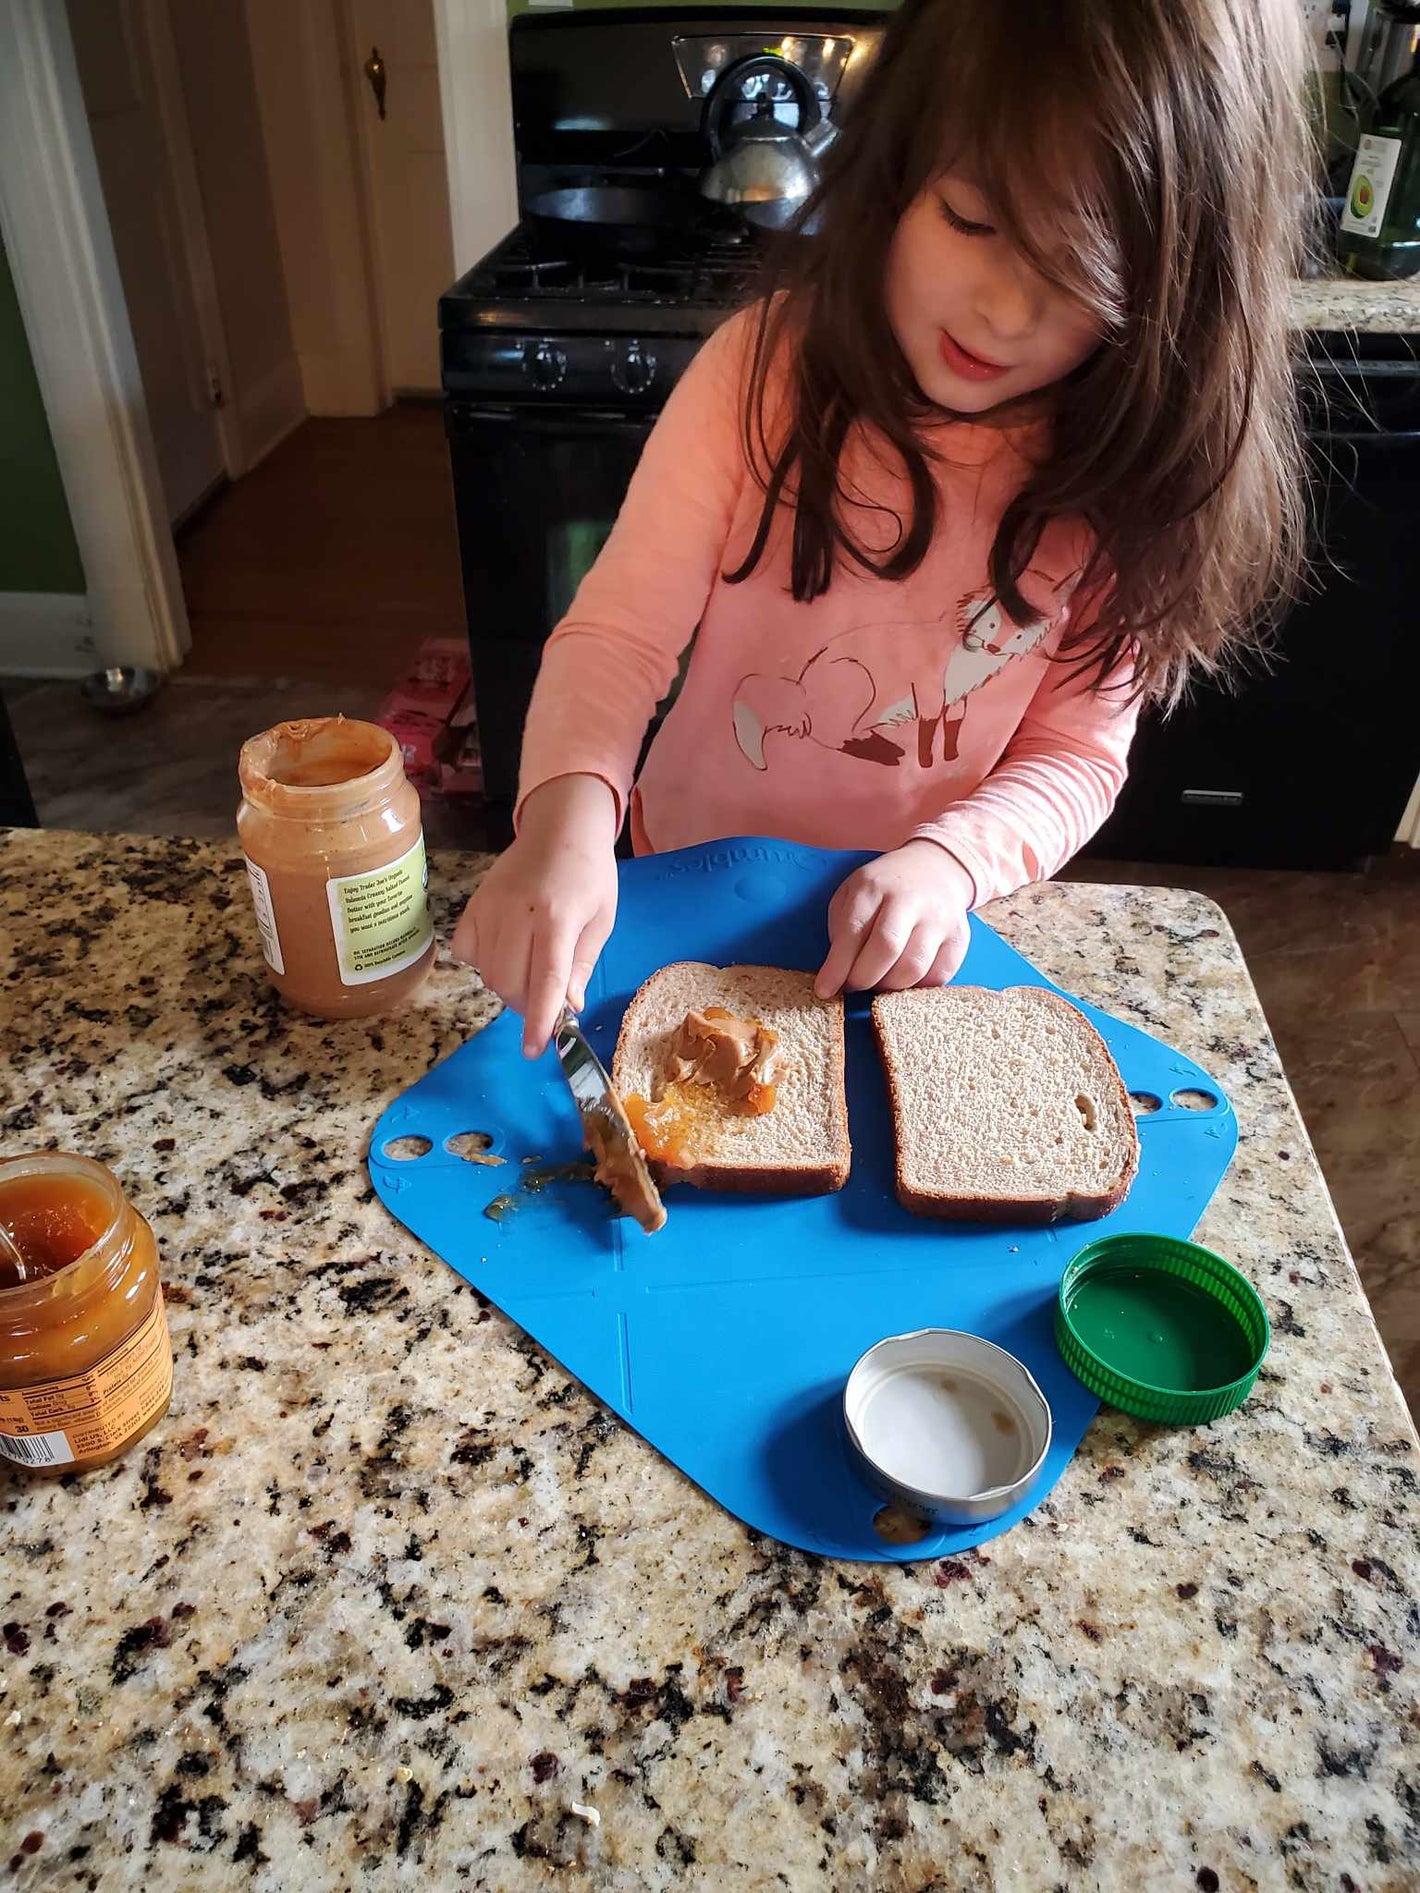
<box><xmin>456</xmin><ymin>0</ymin><xmax>1311</xmax><ymax>1056</ymax></box>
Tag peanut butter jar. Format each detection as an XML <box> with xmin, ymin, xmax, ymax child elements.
<box><xmin>238</xmin><ymin>717</ymin><xmax>436</xmax><ymax>1019</ymax></box>
<box><xmin>0</xmin><ymin>1155</ymin><xmax>173</xmax><ymax>1475</ymax></box>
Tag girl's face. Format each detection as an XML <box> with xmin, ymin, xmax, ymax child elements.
<box><xmin>886</xmin><ymin>175</ymin><xmax>1104</xmax><ymax>418</ymax></box>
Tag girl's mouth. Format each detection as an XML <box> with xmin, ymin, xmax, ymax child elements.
<box><xmin>938</xmin><ymin>329</ymin><xmax>1011</xmax><ymax>382</ymax></box>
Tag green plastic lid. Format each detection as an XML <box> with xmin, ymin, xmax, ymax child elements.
<box><xmin>1055</xmin><ymin>1233</ymin><xmax>1270</xmax><ymax>1426</ymax></box>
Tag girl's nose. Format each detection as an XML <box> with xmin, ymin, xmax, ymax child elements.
<box><xmin>977</xmin><ymin>249</ymin><xmax>1044</xmax><ymax>343</ymax></box>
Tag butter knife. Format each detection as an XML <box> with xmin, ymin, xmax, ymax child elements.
<box><xmin>553</xmin><ymin>1006</ymin><xmax>666</xmax><ymax>1234</ymax></box>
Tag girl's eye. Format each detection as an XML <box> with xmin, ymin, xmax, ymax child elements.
<box><xmin>938</xmin><ymin>196</ymin><xmax>996</xmax><ymax>239</ymax></box>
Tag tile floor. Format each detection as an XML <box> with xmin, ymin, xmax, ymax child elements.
<box><xmin>3</xmin><ymin>405</ymin><xmax>1416</xmax><ymax>1416</ymax></box>
<box><xmin>0</xmin><ymin>675</ymin><xmax>476</xmax><ymax>853</ymax></box>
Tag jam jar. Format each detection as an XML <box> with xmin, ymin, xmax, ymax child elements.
<box><xmin>0</xmin><ymin>1154</ymin><xmax>173</xmax><ymax>1475</ymax></box>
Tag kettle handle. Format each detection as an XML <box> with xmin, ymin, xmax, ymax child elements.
<box><xmin>702</xmin><ymin>53</ymin><xmax>822</xmax><ymax>161</ymax></box>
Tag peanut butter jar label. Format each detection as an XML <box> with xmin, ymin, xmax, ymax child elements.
<box><xmin>326</xmin><ymin>833</ymin><xmax>434</xmax><ymax>986</ymax></box>
<box><xmin>244</xmin><ymin>857</ymin><xmax>286</xmax><ymax>974</ymax></box>
<box><xmin>0</xmin><ymin>1291</ymin><xmax>173</xmax><ymax>1470</ymax></box>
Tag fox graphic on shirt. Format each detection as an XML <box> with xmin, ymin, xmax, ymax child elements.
<box><xmin>731</xmin><ymin>570</ymin><xmax>1078</xmax><ymax>774</ymax></box>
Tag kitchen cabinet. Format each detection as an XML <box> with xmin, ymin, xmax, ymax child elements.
<box><xmin>1091</xmin><ymin>328</ymin><xmax>1420</xmax><ymax>869</ymax></box>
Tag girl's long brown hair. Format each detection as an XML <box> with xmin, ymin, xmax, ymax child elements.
<box><xmin>729</xmin><ymin>0</ymin><xmax>1315</xmax><ymax>701</ymax></box>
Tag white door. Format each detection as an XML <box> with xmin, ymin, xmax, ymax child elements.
<box><xmin>66</xmin><ymin>0</ymin><xmax>228</xmax><ymax>525</ymax></box>
<box><xmin>349</xmin><ymin>0</ymin><xmax>456</xmax><ymax>394</ymax></box>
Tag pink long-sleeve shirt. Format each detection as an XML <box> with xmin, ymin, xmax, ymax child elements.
<box><xmin>518</xmin><ymin>310</ymin><xmax>1139</xmax><ymax>906</ymax></box>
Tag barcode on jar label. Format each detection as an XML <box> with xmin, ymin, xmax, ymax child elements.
<box><xmin>0</xmin><ymin>1430</ymin><xmax>75</xmax><ymax>1468</ymax></box>
<box><xmin>244</xmin><ymin>856</ymin><xmax>285</xmax><ymax>975</ymax></box>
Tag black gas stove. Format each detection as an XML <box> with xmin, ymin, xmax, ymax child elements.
<box><xmin>440</xmin><ymin>220</ymin><xmax>768</xmax><ymax>408</ymax></box>
<box><xmin>441</xmin><ymin>7</ymin><xmax>887</xmax><ymax>836</ymax></box>
<box><xmin>442</xmin><ymin>221</ymin><xmax>767</xmax><ymax>336</ymax></box>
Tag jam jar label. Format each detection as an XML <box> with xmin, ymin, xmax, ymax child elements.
<box><xmin>0</xmin><ymin>1290</ymin><xmax>173</xmax><ymax>1469</ymax></box>
<box><xmin>325</xmin><ymin>834</ymin><xmax>434</xmax><ymax>986</ymax></box>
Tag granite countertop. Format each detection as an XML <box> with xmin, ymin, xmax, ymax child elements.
<box><xmin>1</xmin><ymin>827</ymin><xmax>1416</xmax><ymax>1892</ymax></box>
<box><xmin>1293</xmin><ymin>270</ymin><xmax>1420</xmax><ymax>332</ymax></box>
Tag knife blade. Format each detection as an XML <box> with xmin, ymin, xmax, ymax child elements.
<box><xmin>553</xmin><ymin>1007</ymin><xmax>666</xmax><ymax>1234</ymax></box>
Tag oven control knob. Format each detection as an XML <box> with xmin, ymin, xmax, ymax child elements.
<box><xmin>523</xmin><ymin>339</ymin><xmax>567</xmax><ymax>389</ymax></box>
<box><xmin>612</xmin><ymin>341</ymin><xmax>658</xmax><ymax>394</ymax></box>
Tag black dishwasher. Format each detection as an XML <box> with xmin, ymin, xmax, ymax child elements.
<box><xmin>1087</xmin><ymin>330</ymin><xmax>1420</xmax><ymax>870</ymax></box>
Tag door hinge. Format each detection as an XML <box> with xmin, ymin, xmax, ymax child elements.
<box><xmin>207</xmin><ymin>363</ymin><xmax>225</xmax><ymax>407</ymax></box>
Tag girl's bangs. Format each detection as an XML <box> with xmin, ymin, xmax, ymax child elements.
<box><xmin>935</xmin><ymin>81</ymin><xmax>1126</xmax><ymax>331</ymax></box>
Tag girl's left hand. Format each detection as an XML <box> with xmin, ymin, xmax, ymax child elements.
<box><xmin>815</xmin><ymin>841</ymin><xmax>975</xmax><ymax>997</ymax></box>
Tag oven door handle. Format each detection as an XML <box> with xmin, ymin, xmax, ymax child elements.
<box><xmin>447</xmin><ymin>402</ymin><xmax>658</xmax><ymax>437</ymax></box>
<box><xmin>1308</xmin><ymin>429</ymin><xmax>1420</xmax><ymax>451</ymax></box>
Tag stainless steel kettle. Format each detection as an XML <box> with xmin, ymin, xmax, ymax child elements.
<box><xmin>700</xmin><ymin>54</ymin><xmax>823</xmax><ymax>232</ymax></box>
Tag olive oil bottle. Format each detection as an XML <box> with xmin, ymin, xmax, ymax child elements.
<box><xmin>1339</xmin><ymin>50</ymin><xmax>1420</xmax><ymax>280</ymax></box>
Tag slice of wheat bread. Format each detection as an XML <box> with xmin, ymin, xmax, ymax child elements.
<box><xmin>871</xmin><ymin>985</ymin><xmax>1139</xmax><ymax>1223</ymax></box>
<box><xmin>613</xmin><ymin>962</ymin><xmax>849</xmax><ymax>1194</ymax></box>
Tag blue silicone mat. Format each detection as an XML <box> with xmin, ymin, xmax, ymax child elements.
<box><xmin>369</xmin><ymin>839</ymin><xmax>1237</xmax><ymax>1562</ymax></box>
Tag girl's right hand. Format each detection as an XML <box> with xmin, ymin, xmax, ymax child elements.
<box><xmin>451</xmin><ymin>774</ymin><xmax>620</xmax><ymax>1058</ymax></box>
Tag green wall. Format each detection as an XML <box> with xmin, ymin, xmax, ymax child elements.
<box><xmin>0</xmin><ymin>231</ymin><xmax>85</xmax><ymax>594</ymax></box>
